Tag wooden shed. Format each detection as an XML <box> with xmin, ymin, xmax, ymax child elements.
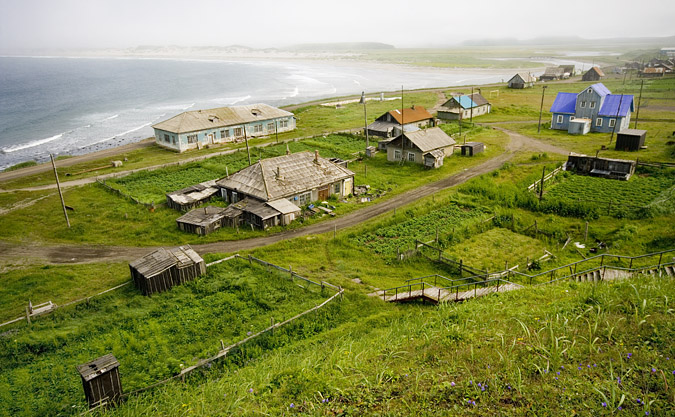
<box><xmin>507</xmin><ymin>72</ymin><xmax>535</xmax><ymax>88</ymax></box>
<box><xmin>77</xmin><ymin>354</ymin><xmax>122</xmax><ymax>409</ymax></box>
<box><xmin>564</xmin><ymin>153</ymin><xmax>636</xmax><ymax>180</ymax></box>
<box><xmin>129</xmin><ymin>246</ymin><xmax>206</xmax><ymax>296</ymax></box>
<box><xmin>615</xmin><ymin>129</ymin><xmax>646</xmax><ymax>151</ymax></box>
<box><xmin>460</xmin><ymin>142</ymin><xmax>485</xmax><ymax>156</ymax></box>
<box><xmin>166</xmin><ymin>180</ymin><xmax>220</xmax><ymax>212</ymax></box>
<box><xmin>176</xmin><ymin>206</ymin><xmax>228</xmax><ymax>235</ymax></box>
<box><xmin>582</xmin><ymin>67</ymin><xmax>605</xmax><ymax>81</ymax></box>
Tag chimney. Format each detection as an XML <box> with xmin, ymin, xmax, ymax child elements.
<box><xmin>286</xmin><ymin>143</ymin><xmax>290</xmax><ymax>155</ymax></box>
<box><xmin>314</xmin><ymin>150</ymin><xmax>320</xmax><ymax>164</ymax></box>
<box><xmin>275</xmin><ymin>166</ymin><xmax>283</xmax><ymax>180</ymax></box>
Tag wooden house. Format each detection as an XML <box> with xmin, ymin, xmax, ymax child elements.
<box><xmin>386</xmin><ymin>127</ymin><xmax>456</xmax><ymax>168</ymax></box>
<box><xmin>77</xmin><ymin>354</ymin><xmax>122</xmax><ymax>409</ymax></box>
<box><xmin>216</xmin><ymin>151</ymin><xmax>352</xmax><ymax>228</ymax></box>
<box><xmin>582</xmin><ymin>67</ymin><xmax>605</xmax><ymax>81</ymax></box>
<box><xmin>176</xmin><ymin>206</ymin><xmax>228</xmax><ymax>235</ymax></box>
<box><xmin>437</xmin><ymin>93</ymin><xmax>491</xmax><ymax>121</ymax></box>
<box><xmin>640</xmin><ymin>67</ymin><xmax>665</xmax><ymax>78</ymax></box>
<box><xmin>615</xmin><ymin>129</ymin><xmax>647</xmax><ymax>151</ymax></box>
<box><xmin>559</xmin><ymin>65</ymin><xmax>575</xmax><ymax>77</ymax></box>
<box><xmin>564</xmin><ymin>153</ymin><xmax>636</xmax><ymax>180</ymax></box>
<box><xmin>152</xmin><ymin>103</ymin><xmax>295</xmax><ymax>152</ymax></box>
<box><xmin>460</xmin><ymin>142</ymin><xmax>484</xmax><ymax>156</ymax></box>
<box><xmin>539</xmin><ymin>67</ymin><xmax>565</xmax><ymax>81</ymax></box>
<box><xmin>367</xmin><ymin>106</ymin><xmax>434</xmax><ymax>138</ymax></box>
<box><xmin>166</xmin><ymin>180</ymin><xmax>219</xmax><ymax>211</ymax></box>
<box><xmin>550</xmin><ymin>83</ymin><xmax>634</xmax><ymax>134</ymax></box>
<box><xmin>129</xmin><ymin>246</ymin><xmax>206</xmax><ymax>296</ymax></box>
<box><xmin>507</xmin><ymin>72</ymin><xmax>536</xmax><ymax>88</ymax></box>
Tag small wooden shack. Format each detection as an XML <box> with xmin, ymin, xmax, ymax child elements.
<box><xmin>166</xmin><ymin>180</ymin><xmax>219</xmax><ymax>212</ymax></box>
<box><xmin>77</xmin><ymin>354</ymin><xmax>122</xmax><ymax>409</ymax></box>
<box><xmin>564</xmin><ymin>153</ymin><xmax>636</xmax><ymax>180</ymax></box>
<box><xmin>615</xmin><ymin>129</ymin><xmax>647</xmax><ymax>151</ymax></box>
<box><xmin>582</xmin><ymin>67</ymin><xmax>605</xmax><ymax>81</ymax></box>
<box><xmin>507</xmin><ymin>72</ymin><xmax>535</xmax><ymax>88</ymax></box>
<box><xmin>176</xmin><ymin>206</ymin><xmax>228</xmax><ymax>235</ymax></box>
<box><xmin>461</xmin><ymin>142</ymin><xmax>484</xmax><ymax>156</ymax></box>
<box><xmin>129</xmin><ymin>246</ymin><xmax>206</xmax><ymax>296</ymax></box>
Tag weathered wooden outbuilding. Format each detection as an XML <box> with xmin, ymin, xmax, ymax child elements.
<box><xmin>507</xmin><ymin>72</ymin><xmax>535</xmax><ymax>88</ymax></box>
<box><xmin>77</xmin><ymin>354</ymin><xmax>122</xmax><ymax>409</ymax></box>
<box><xmin>615</xmin><ymin>129</ymin><xmax>647</xmax><ymax>151</ymax></box>
<box><xmin>460</xmin><ymin>142</ymin><xmax>485</xmax><ymax>156</ymax></box>
<box><xmin>176</xmin><ymin>206</ymin><xmax>228</xmax><ymax>235</ymax></box>
<box><xmin>582</xmin><ymin>66</ymin><xmax>605</xmax><ymax>81</ymax></box>
<box><xmin>640</xmin><ymin>67</ymin><xmax>664</xmax><ymax>78</ymax></box>
<box><xmin>367</xmin><ymin>106</ymin><xmax>434</xmax><ymax>138</ymax></box>
<box><xmin>386</xmin><ymin>127</ymin><xmax>456</xmax><ymax>168</ymax></box>
<box><xmin>564</xmin><ymin>153</ymin><xmax>636</xmax><ymax>180</ymax></box>
<box><xmin>539</xmin><ymin>67</ymin><xmax>565</xmax><ymax>81</ymax></box>
<box><xmin>166</xmin><ymin>180</ymin><xmax>219</xmax><ymax>211</ymax></box>
<box><xmin>129</xmin><ymin>246</ymin><xmax>206</xmax><ymax>295</ymax></box>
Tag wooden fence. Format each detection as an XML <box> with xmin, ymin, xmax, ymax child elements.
<box><xmin>527</xmin><ymin>166</ymin><xmax>563</xmax><ymax>193</ymax></box>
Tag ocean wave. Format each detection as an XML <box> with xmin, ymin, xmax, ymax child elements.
<box><xmin>103</xmin><ymin>114</ymin><xmax>119</xmax><ymax>121</ymax></box>
<box><xmin>1</xmin><ymin>133</ymin><xmax>64</xmax><ymax>153</ymax></box>
<box><xmin>83</xmin><ymin>122</ymin><xmax>153</xmax><ymax>148</ymax></box>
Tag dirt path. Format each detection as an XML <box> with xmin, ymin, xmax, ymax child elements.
<box><xmin>0</xmin><ymin>127</ymin><xmax>567</xmax><ymax>265</ymax></box>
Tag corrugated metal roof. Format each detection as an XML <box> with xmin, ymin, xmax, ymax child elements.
<box><xmin>152</xmin><ymin>103</ymin><xmax>294</xmax><ymax>134</ymax></box>
<box><xmin>387</xmin><ymin>106</ymin><xmax>433</xmax><ymax>124</ymax></box>
<box><xmin>176</xmin><ymin>206</ymin><xmax>228</xmax><ymax>227</ymax></box>
<box><xmin>216</xmin><ymin>151</ymin><xmax>354</xmax><ymax>201</ymax></box>
<box><xmin>589</xmin><ymin>83</ymin><xmax>611</xmax><ymax>97</ymax></box>
<box><xmin>550</xmin><ymin>92</ymin><xmax>577</xmax><ymax>113</ymax></box>
<box><xmin>617</xmin><ymin>129</ymin><xmax>647</xmax><ymax>136</ymax></box>
<box><xmin>266</xmin><ymin>198</ymin><xmax>301</xmax><ymax>215</ymax></box>
<box><xmin>598</xmin><ymin>94</ymin><xmax>634</xmax><ymax>117</ymax></box>
<box><xmin>389</xmin><ymin>127</ymin><xmax>456</xmax><ymax>153</ymax></box>
<box><xmin>588</xmin><ymin>67</ymin><xmax>605</xmax><ymax>77</ymax></box>
<box><xmin>469</xmin><ymin>92</ymin><xmax>489</xmax><ymax>107</ymax></box>
<box><xmin>453</xmin><ymin>95</ymin><xmax>477</xmax><ymax>109</ymax></box>
<box><xmin>509</xmin><ymin>72</ymin><xmax>536</xmax><ymax>83</ymax></box>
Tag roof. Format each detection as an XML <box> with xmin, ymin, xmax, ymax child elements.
<box><xmin>509</xmin><ymin>72</ymin><xmax>536</xmax><ymax>83</ymax></box>
<box><xmin>176</xmin><ymin>206</ymin><xmax>228</xmax><ymax>227</ymax></box>
<box><xmin>389</xmin><ymin>127</ymin><xmax>456</xmax><ymax>153</ymax></box>
<box><xmin>559</xmin><ymin>64</ymin><xmax>575</xmax><ymax>73</ymax></box>
<box><xmin>617</xmin><ymin>129</ymin><xmax>647</xmax><ymax>136</ymax></box>
<box><xmin>167</xmin><ymin>180</ymin><xmax>219</xmax><ymax>206</ymax></box>
<box><xmin>462</xmin><ymin>142</ymin><xmax>484</xmax><ymax>148</ymax></box>
<box><xmin>586</xmin><ymin>67</ymin><xmax>605</xmax><ymax>77</ymax></box>
<box><xmin>469</xmin><ymin>92</ymin><xmax>489</xmax><ymax>106</ymax></box>
<box><xmin>77</xmin><ymin>354</ymin><xmax>119</xmax><ymax>381</ymax></box>
<box><xmin>585</xmin><ymin>83</ymin><xmax>611</xmax><ymax>97</ymax></box>
<box><xmin>367</xmin><ymin>120</ymin><xmax>419</xmax><ymax>133</ymax></box>
<box><xmin>235</xmin><ymin>199</ymin><xmax>280</xmax><ymax>220</ymax></box>
<box><xmin>452</xmin><ymin>95</ymin><xmax>477</xmax><ymax>109</ymax></box>
<box><xmin>152</xmin><ymin>103</ymin><xmax>294</xmax><ymax>134</ymax></box>
<box><xmin>598</xmin><ymin>94</ymin><xmax>634</xmax><ymax>117</ymax></box>
<box><xmin>643</xmin><ymin>67</ymin><xmax>665</xmax><ymax>74</ymax></box>
<box><xmin>550</xmin><ymin>92</ymin><xmax>577</xmax><ymax>114</ymax></box>
<box><xmin>386</xmin><ymin>106</ymin><xmax>433</xmax><ymax>124</ymax></box>
<box><xmin>216</xmin><ymin>151</ymin><xmax>355</xmax><ymax>201</ymax></box>
<box><xmin>129</xmin><ymin>245</ymin><xmax>203</xmax><ymax>278</ymax></box>
<box><xmin>424</xmin><ymin>149</ymin><xmax>446</xmax><ymax>159</ymax></box>
<box><xmin>543</xmin><ymin>67</ymin><xmax>564</xmax><ymax>76</ymax></box>
<box><xmin>266</xmin><ymin>198</ymin><xmax>301</xmax><ymax>215</ymax></box>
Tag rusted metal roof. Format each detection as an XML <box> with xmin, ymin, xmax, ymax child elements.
<box><xmin>216</xmin><ymin>151</ymin><xmax>354</xmax><ymax>201</ymax></box>
<box><xmin>387</xmin><ymin>106</ymin><xmax>433</xmax><ymax>124</ymax></box>
<box><xmin>152</xmin><ymin>103</ymin><xmax>294</xmax><ymax>134</ymax></box>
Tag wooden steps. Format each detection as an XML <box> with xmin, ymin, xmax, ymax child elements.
<box><xmin>377</xmin><ymin>282</ymin><xmax>522</xmax><ymax>304</ymax></box>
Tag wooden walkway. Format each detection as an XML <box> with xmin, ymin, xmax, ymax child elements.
<box><xmin>374</xmin><ymin>280</ymin><xmax>523</xmax><ymax>305</ymax></box>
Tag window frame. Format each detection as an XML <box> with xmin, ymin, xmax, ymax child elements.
<box><xmin>556</xmin><ymin>115</ymin><xmax>564</xmax><ymax>124</ymax></box>
<box><xmin>394</xmin><ymin>150</ymin><xmax>402</xmax><ymax>160</ymax></box>
<box><xmin>596</xmin><ymin>118</ymin><xmax>603</xmax><ymax>127</ymax></box>
<box><xmin>408</xmin><ymin>152</ymin><xmax>416</xmax><ymax>162</ymax></box>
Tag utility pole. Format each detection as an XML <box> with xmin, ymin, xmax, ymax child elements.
<box><xmin>360</xmin><ymin>91</ymin><xmax>369</xmax><ymax>154</ymax></box>
<box><xmin>458</xmin><ymin>93</ymin><xmax>463</xmax><ymax>137</ymax></box>
<box><xmin>275</xmin><ymin>120</ymin><xmax>279</xmax><ymax>143</ymax></box>
<box><xmin>244</xmin><ymin>126</ymin><xmax>252</xmax><ymax>166</ymax></box>
<box><xmin>539</xmin><ymin>166</ymin><xmax>546</xmax><ymax>201</ymax></box>
<box><xmin>470</xmin><ymin>87</ymin><xmax>474</xmax><ymax>124</ymax></box>
<box><xmin>537</xmin><ymin>85</ymin><xmax>548</xmax><ymax>134</ymax></box>
<box><xmin>609</xmin><ymin>94</ymin><xmax>624</xmax><ymax>145</ymax></box>
<box><xmin>400</xmin><ymin>85</ymin><xmax>404</xmax><ymax>163</ymax></box>
<box><xmin>634</xmin><ymin>80</ymin><xmax>644</xmax><ymax>129</ymax></box>
<box><xmin>50</xmin><ymin>154</ymin><xmax>70</xmax><ymax>228</ymax></box>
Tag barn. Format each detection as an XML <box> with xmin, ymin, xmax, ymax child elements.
<box><xmin>129</xmin><ymin>246</ymin><xmax>206</xmax><ymax>296</ymax></box>
<box><xmin>77</xmin><ymin>354</ymin><xmax>122</xmax><ymax>409</ymax></box>
<box><xmin>507</xmin><ymin>72</ymin><xmax>536</xmax><ymax>88</ymax></box>
<box><xmin>166</xmin><ymin>180</ymin><xmax>219</xmax><ymax>211</ymax></box>
<box><xmin>582</xmin><ymin>67</ymin><xmax>605</xmax><ymax>81</ymax></box>
<box><xmin>615</xmin><ymin>129</ymin><xmax>647</xmax><ymax>151</ymax></box>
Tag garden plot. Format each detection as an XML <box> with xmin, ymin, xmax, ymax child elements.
<box><xmin>0</xmin><ymin>260</ymin><xmax>331</xmax><ymax>416</ymax></box>
<box><xmin>444</xmin><ymin>227</ymin><xmax>550</xmax><ymax>272</ymax></box>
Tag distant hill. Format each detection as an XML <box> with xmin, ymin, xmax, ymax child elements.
<box><xmin>461</xmin><ymin>35</ymin><xmax>675</xmax><ymax>47</ymax></box>
<box><xmin>285</xmin><ymin>42</ymin><xmax>395</xmax><ymax>51</ymax></box>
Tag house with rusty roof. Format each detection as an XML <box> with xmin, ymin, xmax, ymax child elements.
<box><xmin>437</xmin><ymin>92</ymin><xmax>491</xmax><ymax>121</ymax></box>
<box><xmin>215</xmin><ymin>151</ymin><xmax>354</xmax><ymax>229</ymax></box>
<box><xmin>386</xmin><ymin>127</ymin><xmax>456</xmax><ymax>168</ymax></box>
<box><xmin>582</xmin><ymin>67</ymin><xmax>605</xmax><ymax>82</ymax></box>
<box><xmin>550</xmin><ymin>83</ymin><xmax>634</xmax><ymax>134</ymax></box>
<box><xmin>152</xmin><ymin>103</ymin><xmax>295</xmax><ymax>152</ymax></box>
<box><xmin>367</xmin><ymin>106</ymin><xmax>434</xmax><ymax>139</ymax></box>
<box><xmin>507</xmin><ymin>72</ymin><xmax>536</xmax><ymax>89</ymax></box>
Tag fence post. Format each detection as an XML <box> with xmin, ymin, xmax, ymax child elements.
<box><xmin>220</xmin><ymin>340</ymin><xmax>225</xmax><ymax>350</ymax></box>
<box><xmin>584</xmin><ymin>221</ymin><xmax>589</xmax><ymax>242</ymax></box>
<box><xmin>248</xmin><ymin>254</ymin><xmax>252</xmax><ymax>264</ymax></box>
<box><xmin>629</xmin><ymin>257</ymin><xmax>633</xmax><ymax>269</ymax></box>
<box><xmin>289</xmin><ymin>265</ymin><xmax>293</xmax><ymax>281</ymax></box>
<box><xmin>25</xmin><ymin>306</ymin><xmax>31</xmax><ymax>324</ymax></box>
<box><xmin>459</xmin><ymin>259</ymin><xmax>463</xmax><ymax>275</ymax></box>
<box><xmin>600</xmin><ymin>255</ymin><xmax>604</xmax><ymax>267</ymax></box>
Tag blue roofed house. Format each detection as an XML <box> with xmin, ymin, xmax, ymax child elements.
<box><xmin>437</xmin><ymin>93</ymin><xmax>491</xmax><ymax>121</ymax></box>
<box><xmin>550</xmin><ymin>83</ymin><xmax>634</xmax><ymax>134</ymax></box>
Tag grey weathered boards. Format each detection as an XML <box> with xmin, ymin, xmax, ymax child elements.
<box><xmin>77</xmin><ymin>354</ymin><xmax>122</xmax><ymax>409</ymax></box>
<box><xmin>129</xmin><ymin>245</ymin><xmax>206</xmax><ymax>295</ymax></box>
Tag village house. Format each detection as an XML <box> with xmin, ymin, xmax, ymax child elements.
<box><xmin>549</xmin><ymin>83</ymin><xmax>634</xmax><ymax>134</ymax></box>
<box><xmin>215</xmin><ymin>151</ymin><xmax>354</xmax><ymax>229</ymax></box>
<box><xmin>152</xmin><ymin>103</ymin><xmax>295</xmax><ymax>152</ymax></box>
<box><xmin>386</xmin><ymin>127</ymin><xmax>456</xmax><ymax>168</ymax></box>
<box><xmin>640</xmin><ymin>67</ymin><xmax>665</xmax><ymax>78</ymax></box>
<box><xmin>436</xmin><ymin>92</ymin><xmax>491</xmax><ymax>121</ymax></box>
<box><xmin>582</xmin><ymin>67</ymin><xmax>605</xmax><ymax>81</ymax></box>
<box><xmin>539</xmin><ymin>67</ymin><xmax>565</xmax><ymax>81</ymax></box>
<box><xmin>507</xmin><ymin>72</ymin><xmax>536</xmax><ymax>89</ymax></box>
<box><xmin>367</xmin><ymin>106</ymin><xmax>434</xmax><ymax>139</ymax></box>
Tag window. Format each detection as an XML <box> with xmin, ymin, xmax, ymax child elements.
<box><xmin>587</xmin><ymin>88</ymin><xmax>592</xmax><ymax>94</ymax></box>
<box><xmin>253</xmin><ymin>124</ymin><xmax>263</xmax><ymax>133</ymax></box>
<box><xmin>394</xmin><ymin>150</ymin><xmax>402</xmax><ymax>160</ymax></box>
<box><xmin>172</xmin><ymin>136</ymin><xmax>176</xmax><ymax>145</ymax></box>
<box><xmin>408</xmin><ymin>152</ymin><xmax>416</xmax><ymax>162</ymax></box>
<box><xmin>580</xmin><ymin>101</ymin><xmax>586</xmax><ymax>108</ymax></box>
<box><xmin>267</xmin><ymin>122</ymin><xmax>275</xmax><ymax>131</ymax></box>
<box><xmin>280</xmin><ymin>119</ymin><xmax>288</xmax><ymax>128</ymax></box>
<box><xmin>609</xmin><ymin>119</ymin><xmax>616</xmax><ymax>127</ymax></box>
<box><xmin>556</xmin><ymin>115</ymin><xmax>563</xmax><ymax>124</ymax></box>
<box><xmin>187</xmin><ymin>134</ymin><xmax>198</xmax><ymax>144</ymax></box>
<box><xmin>596</xmin><ymin>118</ymin><xmax>603</xmax><ymax>127</ymax></box>
<box><xmin>333</xmin><ymin>183</ymin><xmax>340</xmax><ymax>194</ymax></box>
<box><xmin>220</xmin><ymin>130</ymin><xmax>229</xmax><ymax>139</ymax></box>
<box><xmin>570</xmin><ymin>116</ymin><xmax>575</xmax><ymax>121</ymax></box>
<box><xmin>234</xmin><ymin>127</ymin><xmax>243</xmax><ymax>137</ymax></box>
<box><xmin>231</xmin><ymin>191</ymin><xmax>238</xmax><ymax>203</ymax></box>
<box><xmin>296</xmin><ymin>192</ymin><xmax>311</xmax><ymax>206</ymax></box>
<box><xmin>590</xmin><ymin>101</ymin><xmax>596</xmax><ymax>109</ymax></box>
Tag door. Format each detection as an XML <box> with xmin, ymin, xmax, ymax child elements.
<box><xmin>318</xmin><ymin>187</ymin><xmax>329</xmax><ymax>201</ymax></box>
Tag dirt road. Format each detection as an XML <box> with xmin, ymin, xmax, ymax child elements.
<box><xmin>0</xmin><ymin>128</ymin><xmax>568</xmax><ymax>265</ymax></box>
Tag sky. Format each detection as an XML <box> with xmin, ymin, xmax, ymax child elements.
<box><xmin>0</xmin><ymin>0</ymin><xmax>673</xmax><ymax>51</ymax></box>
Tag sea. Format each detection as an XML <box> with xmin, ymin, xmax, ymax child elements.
<box><xmin>0</xmin><ymin>56</ymin><xmax>535</xmax><ymax>170</ymax></box>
